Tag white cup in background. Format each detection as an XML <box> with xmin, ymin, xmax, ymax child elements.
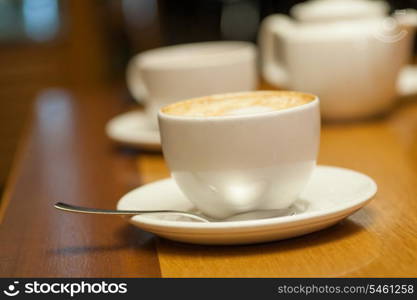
<box><xmin>127</xmin><ymin>41</ymin><xmax>258</xmax><ymax>128</ymax></box>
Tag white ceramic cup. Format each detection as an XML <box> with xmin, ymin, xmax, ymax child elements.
<box><xmin>158</xmin><ymin>91</ymin><xmax>320</xmax><ymax>219</ymax></box>
<box><xmin>127</xmin><ymin>41</ymin><xmax>258</xmax><ymax>128</ymax></box>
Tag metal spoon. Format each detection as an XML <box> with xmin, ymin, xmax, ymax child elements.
<box><xmin>54</xmin><ymin>202</ymin><xmax>212</xmax><ymax>222</ymax></box>
<box><xmin>54</xmin><ymin>202</ymin><xmax>300</xmax><ymax>223</ymax></box>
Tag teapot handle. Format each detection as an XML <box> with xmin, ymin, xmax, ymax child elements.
<box><xmin>126</xmin><ymin>55</ymin><xmax>148</xmax><ymax>104</ymax></box>
<box><xmin>393</xmin><ymin>8</ymin><xmax>417</xmax><ymax>96</ymax></box>
<box><xmin>398</xmin><ymin>65</ymin><xmax>417</xmax><ymax>97</ymax></box>
<box><xmin>259</xmin><ymin>14</ymin><xmax>292</xmax><ymax>87</ymax></box>
<box><xmin>395</xmin><ymin>9</ymin><xmax>417</xmax><ymax>97</ymax></box>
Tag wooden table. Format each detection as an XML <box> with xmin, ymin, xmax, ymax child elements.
<box><xmin>1</xmin><ymin>86</ymin><xmax>417</xmax><ymax>277</ymax></box>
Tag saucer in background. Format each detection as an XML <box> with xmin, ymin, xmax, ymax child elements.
<box><xmin>105</xmin><ymin>111</ymin><xmax>161</xmax><ymax>150</ymax></box>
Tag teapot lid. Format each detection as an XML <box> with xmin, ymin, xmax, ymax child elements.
<box><xmin>291</xmin><ymin>0</ymin><xmax>390</xmax><ymax>22</ymax></box>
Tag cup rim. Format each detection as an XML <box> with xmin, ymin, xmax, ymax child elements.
<box><xmin>131</xmin><ymin>41</ymin><xmax>256</xmax><ymax>70</ymax></box>
<box><xmin>158</xmin><ymin>90</ymin><xmax>319</xmax><ymax>122</ymax></box>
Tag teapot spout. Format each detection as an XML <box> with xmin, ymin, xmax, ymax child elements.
<box><xmin>394</xmin><ymin>9</ymin><xmax>417</xmax><ymax>30</ymax></box>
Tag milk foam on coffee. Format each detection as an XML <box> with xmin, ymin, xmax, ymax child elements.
<box><xmin>161</xmin><ymin>91</ymin><xmax>315</xmax><ymax>117</ymax></box>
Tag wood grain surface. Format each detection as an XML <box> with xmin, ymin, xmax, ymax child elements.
<box><xmin>1</xmin><ymin>85</ymin><xmax>417</xmax><ymax>277</ymax></box>
<box><xmin>0</xmin><ymin>88</ymin><xmax>161</xmax><ymax>277</ymax></box>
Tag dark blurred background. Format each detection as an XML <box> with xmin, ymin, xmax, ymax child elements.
<box><xmin>0</xmin><ymin>0</ymin><xmax>416</xmax><ymax>188</ymax></box>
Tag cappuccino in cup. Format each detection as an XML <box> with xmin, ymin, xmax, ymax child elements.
<box><xmin>162</xmin><ymin>91</ymin><xmax>313</xmax><ymax>117</ymax></box>
<box><xmin>159</xmin><ymin>91</ymin><xmax>320</xmax><ymax>219</ymax></box>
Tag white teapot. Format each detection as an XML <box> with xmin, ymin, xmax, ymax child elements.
<box><xmin>259</xmin><ymin>0</ymin><xmax>417</xmax><ymax>120</ymax></box>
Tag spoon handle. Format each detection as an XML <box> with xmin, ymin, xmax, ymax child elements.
<box><xmin>54</xmin><ymin>202</ymin><xmax>210</xmax><ymax>222</ymax></box>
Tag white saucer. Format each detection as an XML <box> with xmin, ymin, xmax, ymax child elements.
<box><xmin>106</xmin><ymin>111</ymin><xmax>161</xmax><ymax>150</ymax></box>
<box><xmin>117</xmin><ymin>165</ymin><xmax>377</xmax><ymax>245</ymax></box>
